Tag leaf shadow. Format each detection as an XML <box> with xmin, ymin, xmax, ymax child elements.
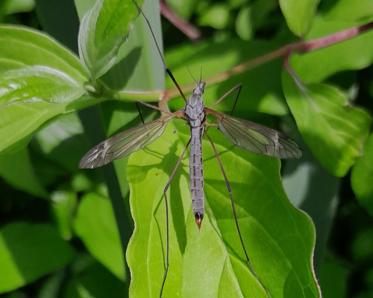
<box><xmin>129</xmin><ymin>141</ymin><xmax>190</xmax><ymax>257</ymax></box>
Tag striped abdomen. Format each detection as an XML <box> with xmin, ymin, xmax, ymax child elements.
<box><xmin>189</xmin><ymin>127</ymin><xmax>204</xmax><ymax>227</ymax></box>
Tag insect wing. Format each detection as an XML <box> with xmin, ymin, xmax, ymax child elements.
<box><xmin>79</xmin><ymin>116</ymin><xmax>172</xmax><ymax>168</ymax></box>
<box><xmin>217</xmin><ymin>113</ymin><xmax>301</xmax><ymax>159</ymax></box>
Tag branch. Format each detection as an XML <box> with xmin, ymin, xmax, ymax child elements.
<box><xmin>160</xmin><ymin>0</ymin><xmax>201</xmax><ymax>41</ymax></box>
<box><xmin>164</xmin><ymin>21</ymin><xmax>373</xmax><ymax>101</ymax></box>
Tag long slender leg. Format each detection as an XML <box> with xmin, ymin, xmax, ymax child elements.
<box><xmin>133</xmin><ymin>0</ymin><xmax>187</xmax><ymax>103</ymax></box>
<box><xmin>213</xmin><ymin>84</ymin><xmax>242</xmax><ymax>115</ymax></box>
<box><xmin>205</xmin><ymin>134</ymin><xmax>272</xmax><ymax>297</ymax></box>
<box><xmin>135</xmin><ymin>102</ymin><xmax>145</xmax><ymax>124</ymax></box>
<box><xmin>159</xmin><ymin>137</ymin><xmax>191</xmax><ymax>298</ymax></box>
<box><xmin>205</xmin><ymin>134</ymin><xmax>251</xmax><ymax>264</ymax></box>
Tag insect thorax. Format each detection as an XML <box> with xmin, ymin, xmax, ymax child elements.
<box><xmin>185</xmin><ymin>82</ymin><xmax>206</xmax><ymax>127</ymax></box>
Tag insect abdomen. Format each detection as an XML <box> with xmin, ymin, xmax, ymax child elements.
<box><xmin>189</xmin><ymin>127</ymin><xmax>204</xmax><ymax>227</ymax></box>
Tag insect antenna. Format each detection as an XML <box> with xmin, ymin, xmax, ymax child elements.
<box><xmin>133</xmin><ymin>0</ymin><xmax>187</xmax><ymax>102</ymax></box>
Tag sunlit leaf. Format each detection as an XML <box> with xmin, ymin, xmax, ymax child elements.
<box><xmin>0</xmin><ymin>222</ymin><xmax>74</xmax><ymax>293</ymax></box>
<box><xmin>0</xmin><ymin>25</ymin><xmax>88</xmax><ymax>154</ymax></box>
<box><xmin>325</xmin><ymin>0</ymin><xmax>373</xmax><ymax>22</ymax></box>
<box><xmin>127</xmin><ymin>123</ymin><xmax>320</xmax><ymax>297</ymax></box>
<box><xmin>279</xmin><ymin>0</ymin><xmax>320</xmax><ymax>36</ymax></box>
<box><xmin>282</xmin><ymin>71</ymin><xmax>371</xmax><ymax>177</ymax></box>
<box><xmin>78</xmin><ymin>0</ymin><xmax>144</xmax><ymax>79</ymax></box>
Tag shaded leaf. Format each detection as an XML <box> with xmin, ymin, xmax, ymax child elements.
<box><xmin>0</xmin><ymin>222</ymin><xmax>74</xmax><ymax>293</ymax></box>
<box><xmin>282</xmin><ymin>71</ymin><xmax>371</xmax><ymax>177</ymax></box>
<box><xmin>279</xmin><ymin>0</ymin><xmax>320</xmax><ymax>36</ymax></box>
<box><xmin>127</xmin><ymin>122</ymin><xmax>320</xmax><ymax>297</ymax></box>
<box><xmin>74</xmin><ymin>193</ymin><xmax>125</xmax><ymax>280</ymax></box>
<box><xmin>51</xmin><ymin>190</ymin><xmax>77</xmax><ymax>240</ymax></box>
<box><xmin>318</xmin><ymin>255</ymin><xmax>349</xmax><ymax>298</ymax></box>
<box><xmin>0</xmin><ymin>0</ymin><xmax>34</xmax><ymax>15</ymax></box>
<box><xmin>78</xmin><ymin>0</ymin><xmax>144</xmax><ymax>78</ymax></box>
<box><xmin>166</xmin><ymin>38</ymin><xmax>288</xmax><ymax>116</ymax></box>
<box><xmin>283</xmin><ymin>143</ymin><xmax>339</xmax><ymax>265</ymax></box>
<box><xmin>351</xmin><ymin>133</ymin><xmax>373</xmax><ymax>217</ymax></box>
<box><xmin>64</xmin><ymin>261</ymin><xmax>126</xmax><ymax>298</ymax></box>
<box><xmin>0</xmin><ymin>147</ymin><xmax>47</xmax><ymax>197</ymax></box>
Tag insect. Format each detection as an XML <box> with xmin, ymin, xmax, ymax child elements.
<box><xmin>79</xmin><ymin>1</ymin><xmax>301</xmax><ymax>296</ymax></box>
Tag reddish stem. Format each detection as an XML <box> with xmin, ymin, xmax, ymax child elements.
<box><xmin>160</xmin><ymin>1</ymin><xmax>201</xmax><ymax>41</ymax></box>
<box><xmin>164</xmin><ymin>21</ymin><xmax>373</xmax><ymax>100</ymax></box>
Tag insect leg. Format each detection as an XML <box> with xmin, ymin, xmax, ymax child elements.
<box><xmin>159</xmin><ymin>137</ymin><xmax>191</xmax><ymax>297</ymax></box>
<box><xmin>135</xmin><ymin>102</ymin><xmax>145</xmax><ymax>124</ymax></box>
<box><xmin>213</xmin><ymin>84</ymin><xmax>242</xmax><ymax>116</ymax></box>
<box><xmin>205</xmin><ymin>133</ymin><xmax>272</xmax><ymax>296</ymax></box>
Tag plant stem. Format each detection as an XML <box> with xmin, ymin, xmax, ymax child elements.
<box><xmin>164</xmin><ymin>21</ymin><xmax>373</xmax><ymax>101</ymax></box>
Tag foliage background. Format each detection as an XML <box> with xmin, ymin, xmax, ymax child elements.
<box><xmin>0</xmin><ymin>0</ymin><xmax>372</xmax><ymax>297</ymax></box>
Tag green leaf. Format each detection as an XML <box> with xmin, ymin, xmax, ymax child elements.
<box><xmin>166</xmin><ymin>38</ymin><xmax>288</xmax><ymax>116</ymax></box>
<box><xmin>78</xmin><ymin>0</ymin><xmax>144</xmax><ymax>79</ymax></box>
<box><xmin>0</xmin><ymin>25</ymin><xmax>87</xmax><ymax>81</ymax></box>
<box><xmin>51</xmin><ymin>190</ymin><xmax>77</xmax><ymax>240</ymax></box>
<box><xmin>318</xmin><ymin>255</ymin><xmax>349</xmax><ymax>298</ymax></box>
<box><xmin>325</xmin><ymin>0</ymin><xmax>373</xmax><ymax>22</ymax></box>
<box><xmin>351</xmin><ymin>133</ymin><xmax>373</xmax><ymax>217</ymax></box>
<box><xmin>198</xmin><ymin>4</ymin><xmax>230</xmax><ymax>30</ymax></box>
<box><xmin>279</xmin><ymin>0</ymin><xmax>320</xmax><ymax>36</ymax></box>
<box><xmin>74</xmin><ymin>193</ymin><xmax>125</xmax><ymax>280</ymax></box>
<box><xmin>0</xmin><ymin>25</ymin><xmax>88</xmax><ymax>154</ymax></box>
<box><xmin>282</xmin><ymin>71</ymin><xmax>371</xmax><ymax>177</ymax></box>
<box><xmin>235</xmin><ymin>6</ymin><xmax>253</xmax><ymax>41</ymax></box>
<box><xmin>282</xmin><ymin>144</ymin><xmax>339</xmax><ymax>265</ymax></box>
<box><xmin>351</xmin><ymin>227</ymin><xmax>373</xmax><ymax>261</ymax></box>
<box><xmin>0</xmin><ymin>0</ymin><xmax>34</xmax><ymax>15</ymax></box>
<box><xmin>0</xmin><ymin>222</ymin><xmax>74</xmax><ymax>293</ymax></box>
<box><xmin>291</xmin><ymin>17</ymin><xmax>373</xmax><ymax>83</ymax></box>
<box><xmin>127</xmin><ymin>123</ymin><xmax>320</xmax><ymax>297</ymax></box>
<box><xmin>34</xmin><ymin>113</ymin><xmax>89</xmax><ymax>171</ymax></box>
<box><xmin>64</xmin><ymin>261</ymin><xmax>126</xmax><ymax>298</ymax></box>
<box><xmin>0</xmin><ymin>147</ymin><xmax>47</xmax><ymax>197</ymax></box>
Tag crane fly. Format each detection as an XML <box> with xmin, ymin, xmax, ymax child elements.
<box><xmin>79</xmin><ymin>1</ymin><xmax>301</xmax><ymax>296</ymax></box>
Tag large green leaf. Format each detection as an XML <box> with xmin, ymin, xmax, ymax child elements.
<box><xmin>74</xmin><ymin>193</ymin><xmax>125</xmax><ymax>281</ymax></box>
<box><xmin>166</xmin><ymin>38</ymin><xmax>288</xmax><ymax>116</ymax></box>
<box><xmin>127</xmin><ymin>122</ymin><xmax>320</xmax><ymax>297</ymax></box>
<box><xmin>0</xmin><ymin>222</ymin><xmax>74</xmax><ymax>293</ymax></box>
<box><xmin>351</xmin><ymin>133</ymin><xmax>373</xmax><ymax>217</ymax></box>
<box><xmin>282</xmin><ymin>71</ymin><xmax>371</xmax><ymax>177</ymax></box>
<box><xmin>291</xmin><ymin>17</ymin><xmax>373</xmax><ymax>83</ymax></box>
<box><xmin>78</xmin><ymin>0</ymin><xmax>144</xmax><ymax>79</ymax></box>
<box><xmin>0</xmin><ymin>26</ymin><xmax>88</xmax><ymax>154</ymax></box>
<box><xmin>279</xmin><ymin>0</ymin><xmax>320</xmax><ymax>36</ymax></box>
<box><xmin>0</xmin><ymin>25</ymin><xmax>87</xmax><ymax>80</ymax></box>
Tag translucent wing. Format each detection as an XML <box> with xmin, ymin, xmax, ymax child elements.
<box><xmin>214</xmin><ymin>112</ymin><xmax>301</xmax><ymax>159</ymax></box>
<box><xmin>79</xmin><ymin>116</ymin><xmax>172</xmax><ymax>169</ymax></box>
